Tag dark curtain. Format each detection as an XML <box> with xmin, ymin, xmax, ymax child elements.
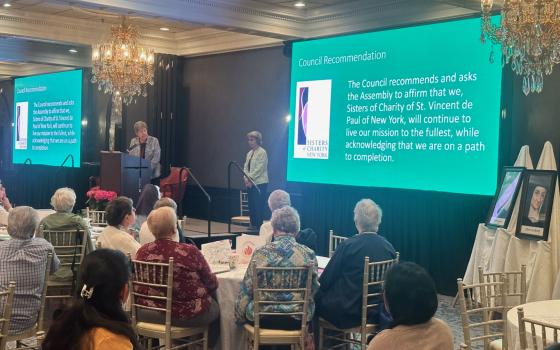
<box><xmin>148</xmin><ymin>54</ymin><xmax>182</xmax><ymax>177</ymax></box>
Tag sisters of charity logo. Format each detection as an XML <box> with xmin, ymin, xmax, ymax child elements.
<box><xmin>297</xmin><ymin>87</ymin><xmax>308</xmax><ymax>145</ymax></box>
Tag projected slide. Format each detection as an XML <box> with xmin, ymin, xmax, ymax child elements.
<box><xmin>13</xmin><ymin>69</ymin><xmax>82</xmax><ymax>167</ymax></box>
<box><xmin>287</xmin><ymin>17</ymin><xmax>502</xmax><ymax>195</ymax></box>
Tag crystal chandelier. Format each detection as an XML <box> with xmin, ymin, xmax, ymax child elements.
<box><xmin>481</xmin><ymin>0</ymin><xmax>560</xmax><ymax>95</ymax></box>
<box><xmin>91</xmin><ymin>17</ymin><xmax>155</xmax><ymax>104</ymax></box>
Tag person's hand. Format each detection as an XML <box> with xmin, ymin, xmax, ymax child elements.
<box><xmin>244</xmin><ymin>178</ymin><xmax>252</xmax><ymax>188</ymax></box>
<box><xmin>2</xmin><ymin>196</ymin><xmax>12</xmax><ymax>210</ymax></box>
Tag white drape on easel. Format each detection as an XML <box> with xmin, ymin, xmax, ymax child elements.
<box><xmin>462</xmin><ymin>146</ymin><xmax>534</xmax><ymax>285</ymax></box>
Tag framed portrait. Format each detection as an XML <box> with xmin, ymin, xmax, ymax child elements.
<box><xmin>516</xmin><ymin>170</ymin><xmax>557</xmax><ymax>241</ymax></box>
<box><xmin>486</xmin><ymin>167</ymin><xmax>525</xmax><ymax>229</ymax></box>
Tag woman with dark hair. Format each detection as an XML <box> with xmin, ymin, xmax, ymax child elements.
<box><xmin>135</xmin><ymin>184</ymin><xmax>160</xmax><ymax>229</ymax></box>
<box><xmin>97</xmin><ymin>197</ymin><xmax>141</xmax><ymax>258</ymax></box>
<box><xmin>42</xmin><ymin>249</ymin><xmax>141</xmax><ymax>350</ymax></box>
<box><xmin>367</xmin><ymin>262</ymin><xmax>453</xmax><ymax>350</ymax></box>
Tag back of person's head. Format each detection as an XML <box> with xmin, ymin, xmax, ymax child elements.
<box><xmin>384</xmin><ymin>262</ymin><xmax>438</xmax><ymax>326</ymax></box>
<box><xmin>147</xmin><ymin>207</ymin><xmax>177</xmax><ymax>239</ymax></box>
<box><xmin>354</xmin><ymin>198</ymin><xmax>382</xmax><ymax>233</ymax></box>
<box><xmin>7</xmin><ymin>206</ymin><xmax>39</xmax><ymax>240</ymax></box>
<box><xmin>271</xmin><ymin>206</ymin><xmax>300</xmax><ymax>236</ymax></box>
<box><xmin>268</xmin><ymin>190</ymin><xmax>291</xmax><ymax>211</ymax></box>
<box><xmin>154</xmin><ymin>197</ymin><xmax>178</xmax><ymax>212</ymax></box>
<box><xmin>105</xmin><ymin>196</ymin><xmax>133</xmax><ymax>227</ymax></box>
<box><xmin>50</xmin><ymin>187</ymin><xmax>77</xmax><ymax>213</ymax></box>
<box><xmin>136</xmin><ymin>184</ymin><xmax>160</xmax><ymax>216</ymax></box>
<box><xmin>42</xmin><ymin>249</ymin><xmax>140</xmax><ymax>350</ymax></box>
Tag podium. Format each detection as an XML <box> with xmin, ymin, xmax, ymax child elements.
<box><xmin>100</xmin><ymin>151</ymin><xmax>151</xmax><ymax>204</ymax></box>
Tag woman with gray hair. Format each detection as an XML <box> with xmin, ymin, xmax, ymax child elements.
<box><xmin>39</xmin><ymin>187</ymin><xmax>94</xmax><ymax>282</ymax></box>
<box><xmin>0</xmin><ymin>206</ymin><xmax>60</xmax><ymax>334</ymax></box>
<box><xmin>243</xmin><ymin>130</ymin><xmax>268</xmax><ymax>230</ymax></box>
<box><xmin>259</xmin><ymin>189</ymin><xmax>291</xmax><ymax>243</ymax></box>
<box><xmin>128</xmin><ymin>120</ymin><xmax>161</xmax><ymax>179</ymax></box>
<box><xmin>235</xmin><ymin>206</ymin><xmax>319</xmax><ymax>330</ymax></box>
<box><xmin>315</xmin><ymin>198</ymin><xmax>396</xmax><ymax>330</ymax></box>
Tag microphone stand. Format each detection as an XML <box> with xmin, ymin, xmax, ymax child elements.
<box><xmin>227</xmin><ymin>161</ymin><xmax>260</xmax><ymax>233</ymax></box>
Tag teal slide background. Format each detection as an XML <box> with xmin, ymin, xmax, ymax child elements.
<box><xmin>13</xmin><ymin>69</ymin><xmax>82</xmax><ymax>167</ymax></box>
<box><xmin>287</xmin><ymin>17</ymin><xmax>502</xmax><ymax>196</ymax></box>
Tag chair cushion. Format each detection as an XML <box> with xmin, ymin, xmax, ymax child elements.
<box><xmin>489</xmin><ymin>338</ymin><xmax>502</xmax><ymax>350</ymax></box>
<box><xmin>136</xmin><ymin>322</ymin><xmax>204</xmax><ymax>338</ymax></box>
<box><xmin>243</xmin><ymin>324</ymin><xmax>302</xmax><ymax>337</ymax></box>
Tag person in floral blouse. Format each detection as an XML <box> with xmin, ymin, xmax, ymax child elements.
<box><xmin>135</xmin><ymin>207</ymin><xmax>219</xmax><ymax>344</ymax></box>
<box><xmin>235</xmin><ymin>206</ymin><xmax>319</xmax><ymax>330</ymax></box>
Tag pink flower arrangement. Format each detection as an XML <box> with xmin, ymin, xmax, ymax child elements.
<box><xmin>86</xmin><ymin>187</ymin><xmax>117</xmax><ymax>210</ymax></box>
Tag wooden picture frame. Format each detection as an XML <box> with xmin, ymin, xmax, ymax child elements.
<box><xmin>486</xmin><ymin>167</ymin><xmax>525</xmax><ymax>229</ymax></box>
<box><xmin>516</xmin><ymin>170</ymin><xmax>557</xmax><ymax>241</ymax></box>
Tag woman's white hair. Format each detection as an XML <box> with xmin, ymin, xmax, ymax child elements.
<box><xmin>354</xmin><ymin>199</ymin><xmax>382</xmax><ymax>233</ymax></box>
<box><xmin>134</xmin><ymin>121</ymin><xmax>148</xmax><ymax>134</ymax></box>
<box><xmin>50</xmin><ymin>187</ymin><xmax>77</xmax><ymax>213</ymax></box>
<box><xmin>271</xmin><ymin>206</ymin><xmax>300</xmax><ymax>236</ymax></box>
<box><xmin>8</xmin><ymin>206</ymin><xmax>39</xmax><ymax>239</ymax></box>
<box><xmin>247</xmin><ymin>131</ymin><xmax>262</xmax><ymax>145</ymax></box>
<box><xmin>268</xmin><ymin>190</ymin><xmax>291</xmax><ymax>212</ymax></box>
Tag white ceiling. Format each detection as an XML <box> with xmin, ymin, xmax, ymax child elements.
<box><xmin>0</xmin><ymin>0</ymin><xmax>486</xmax><ymax>77</ymax></box>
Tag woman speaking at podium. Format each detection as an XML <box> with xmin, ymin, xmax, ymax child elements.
<box><xmin>128</xmin><ymin>121</ymin><xmax>161</xmax><ymax>180</ymax></box>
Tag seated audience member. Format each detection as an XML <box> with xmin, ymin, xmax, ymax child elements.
<box><xmin>316</xmin><ymin>199</ymin><xmax>396</xmax><ymax>329</ymax></box>
<box><xmin>235</xmin><ymin>206</ymin><xmax>319</xmax><ymax>330</ymax></box>
<box><xmin>42</xmin><ymin>249</ymin><xmax>140</xmax><ymax>350</ymax></box>
<box><xmin>135</xmin><ymin>184</ymin><xmax>160</xmax><ymax>230</ymax></box>
<box><xmin>259</xmin><ymin>189</ymin><xmax>291</xmax><ymax>243</ymax></box>
<box><xmin>367</xmin><ymin>262</ymin><xmax>453</xmax><ymax>350</ymax></box>
<box><xmin>135</xmin><ymin>207</ymin><xmax>219</xmax><ymax>344</ymax></box>
<box><xmin>0</xmin><ymin>206</ymin><xmax>60</xmax><ymax>334</ymax></box>
<box><xmin>138</xmin><ymin>197</ymin><xmax>191</xmax><ymax>245</ymax></box>
<box><xmin>39</xmin><ymin>187</ymin><xmax>94</xmax><ymax>282</ymax></box>
<box><xmin>0</xmin><ymin>182</ymin><xmax>12</xmax><ymax>226</ymax></box>
<box><xmin>97</xmin><ymin>197</ymin><xmax>140</xmax><ymax>258</ymax></box>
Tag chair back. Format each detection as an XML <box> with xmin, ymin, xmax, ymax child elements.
<box><xmin>160</xmin><ymin>167</ymin><xmax>189</xmax><ymax>203</ymax></box>
<box><xmin>328</xmin><ymin>230</ymin><xmax>347</xmax><ymax>257</ymax></box>
<box><xmin>240</xmin><ymin>191</ymin><xmax>250</xmax><ymax>217</ymax></box>
<box><xmin>129</xmin><ymin>257</ymin><xmax>175</xmax><ymax>330</ymax></box>
<box><xmin>457</xmin><ymin>276</ymin><xmax>508</xmax><ymax>350</ymax></box>
<box><xmin>517</xmin><ymin>307</ymin><xmax>560</xmax><ymax>349</ymax></box>
<box><xmin>360</xmin><ymin>253</ymin><xmax>400</xmax><ymax>340</ymax></box>
<box><xmin>0</xmin><ymin>282</ymin><xmax>16</xmax><ymax>350</ymax></box>
<box><xmin>251</xmin><ymin>265</ymin><xmax>313</xmax><ymax>337</ymax></box>
<box><xmin>37</xmin><ymin>252</ymin><xmax>53</xmax><ymax>331</ymax></box>
<box><xmin>43</xmin><ymin>229</ymin><xmax>87</xmax><ymax>293</ymax></box>
<box><xmin>478</xmin><ymin>265</ymin><xmax>527</xmax><ymax>307</ymax></box>
<box><xmin>86</xmin><ymin>208</ymin><xmax>107</xmax><ymax>227</ymax></box>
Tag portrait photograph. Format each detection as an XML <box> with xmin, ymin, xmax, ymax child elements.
<box><xmin>486</xmin><ymin>167</ymin><xmax>524</xmax><ymax>228</ymax></box>
<box><xmin>516</xmin><ymin>170</ymin><xmax>557</xmax><ymax>241</ymax></box>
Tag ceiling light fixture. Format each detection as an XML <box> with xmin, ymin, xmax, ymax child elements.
<box><xmin>68</xmin><ymin>49</ymin><xmax>78</xmax><ymax>53</ymax></box>
<box><xmin>294</xmin><ymin>1</ymin><xmax>306</xmax><ymax>8</ymax></box>
<box><xmin>159</xmin><ymin>27</ymin><xmax>170</xmax><ymax>31</ymax></box>
<box><xmin>3</xmin><ymin>3</ymin><xmax>11</xmax><ymax>7</ymax></box>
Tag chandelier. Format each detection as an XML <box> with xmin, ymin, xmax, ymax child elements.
<box><xmin>481</xmin><ymin>0</ymin><xmax>560</xmax><ymax>95</ymax></box>
<box><xmin>91</xmin><ymin>18</ymin><xmax>155</xmax><ymax>104</ymax></box>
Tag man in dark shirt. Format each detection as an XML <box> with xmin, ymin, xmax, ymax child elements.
<box><xmin>315</xmin><ymin>198</ymin><xmax>396</xmax><ymax>329</ymax></box>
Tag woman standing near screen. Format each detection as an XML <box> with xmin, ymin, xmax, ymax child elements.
<box><xmin>244</xmin><ymin>131</ymin><xmax>268</xmax><ymax>230</ymax></box>
<box><xmin>128</xmin><ymin>121</ymin><xmax>161</xmax><ymax>180</ymax></box>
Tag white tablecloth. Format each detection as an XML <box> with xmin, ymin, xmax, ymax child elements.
<box><xmin>214</xmin><ymin>266</ymin><xmax>248</xmax><ymax>350</ymax></box>
<box><xmin>507</xmin><ymin>300</ymin><xmax>560</xmax><ymax>350</ymax></box>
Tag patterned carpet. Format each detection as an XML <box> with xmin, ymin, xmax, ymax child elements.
<box><xmin>436</xmin><ymin>294</ymin><xmax>487</xmax><ymax>350</ymax></box>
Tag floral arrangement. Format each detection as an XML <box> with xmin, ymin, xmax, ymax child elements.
<box><xmin>86</xmin><ymin>187</ymin><xmax>117</xmax><ymax>210</ymax></box>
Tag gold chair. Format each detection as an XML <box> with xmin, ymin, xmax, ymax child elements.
<box><xmin>328</xmin><ymin>230</ymin><xmax>348</xmax><ymax>258</ymax></box>
<box><xmin>457</xmin><ymin>276</ymin><xmax>508</xmax><ymax>350</ymax></box>
<box><xmin>43</xmin><ymin>230</ymin><xmax>87</xmax><ymax>301</ymax></box>
<box><xmin>85</xmin><ymin>208</ymin><xmax>107</xmax><ymax>227</ymax></box>
<box><xmin>129</xmin><ymin>257</ymin><xmax>208</xmax><ymax>350</ymax></box>
<box><xmin>319</xmin><ymin>253</ymin><xmax>400</xmax><ymax>350</ymax></box>
<box><xmin>0</xmin><ymin>282</ymin><xmax>16</xmax><ymax>350</ymax></box>
<box><xmin>244</xmin><ymin>265</ymin><xmax>314</xmax><ymax>350</ymax></box>
<box><xmin>478</xmin><ymin>265</ymin><xmax>527</xmax><ymax>307</ymax></box>
<box><xmin>517</xmin><ymin>306</ymin><xmax>560</xmax><ymax>349</ymax></box>
<box><xmin>231</xmin><ymin>191</ymin><xmax>251</xmax><ymax>226</ymax></box>
<box><xmin>5</xmin><ymin>253</ymin><xmax>53</xmax><ymax>349</ymax></box>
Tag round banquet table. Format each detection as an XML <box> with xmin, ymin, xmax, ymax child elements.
<box><xmin>507</xmin><ymin>300</ymin><xmax>560</xmax><ymax>350</ymax></box>
<box><xmin>213</xmin><ymin>266</ymin><xmax>249</xmax><ymax>350</ymax></box>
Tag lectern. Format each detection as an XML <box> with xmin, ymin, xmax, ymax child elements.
<box><xmin>100</xmin><ymin>151</ymin><xmax>151</xmax><ymax>203</ymax></box>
